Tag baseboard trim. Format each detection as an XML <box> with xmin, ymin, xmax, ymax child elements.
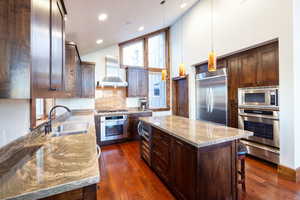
<box><xmin>278</xmin><ymin>165</ymin><xmax>300</xmax><ymax>182</ymax></box>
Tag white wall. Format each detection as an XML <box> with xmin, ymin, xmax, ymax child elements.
<box><xmin>0</xmin><ymin>100</ymin><xmax>30</xmax><ymax>148</ymax></box>
<box><xmin>170</xmin><ymin>0</ymin><xmax>297</xmax><ymax>169</ymax></box>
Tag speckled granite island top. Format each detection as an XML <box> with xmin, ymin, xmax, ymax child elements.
<box><xmin>140</xmin><ymin>115</ymin><xmax>253</xmax><ymax>148</ymax></box>
<box><xmin>0</xmin><ymin>111</ymin><xmax>100</xmax><ymax>200</ymax></box>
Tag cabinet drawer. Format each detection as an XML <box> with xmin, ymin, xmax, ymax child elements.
<box><xmin>152</xmin><ymin>156</ymin><xmax>169</xmax><ymax>183</ymax></box>
<box><xmin>152</xmin><ymin>130</ymin><xmax>171</xmax><ymax>145</ymax></box>
<box><xmin>152</xmin><ymin>142</ymin><xmax>169</xmax><ymax>164</ymax></box>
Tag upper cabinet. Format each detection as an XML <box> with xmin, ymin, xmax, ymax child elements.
<box><xmin>65</xmin><ymin>42</ymin><xmax>81</xmax><ymax>97</ymax></box>
<box><xmin>0</xmin><ymin>0</ymin><xmax>70</xmax><ymax>98</ymax></box>
<box><xmin>50</xmin><ymin>0</ymin><xmax>65</xmax><ymax>92</ymax></box>
<box><xmin>0</xmin><ymin>0</ymin><xmax>31</xmax><ymax>98</ymax></box>
<box><xmin>239</xmin><ymin>43</ymin><xmax>279</xmax><ymax>87</ymax></box>
<box><xmin>126</xmin><ymin>67</ymin><xmax>148</xmax><ymax>97</ymax></box>
<box><xmin>81</xmin><ymin>62</ymin><xmax>95</xmax><ymax>98</ymax></box>
<box><xmin>239</xmin><ymin>49</ymin><xmax>258</xmax><ymax>87</ymax></box>
<box><xmin>256</xmin><ymin>43</ymin><xmax>279</xmax><ymax>86</ymax></box>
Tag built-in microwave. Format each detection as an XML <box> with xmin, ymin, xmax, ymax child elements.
<box><xmin>238</xmin><ymin>86</ymin><xmax>279</xmax><ymax>108</ymax></box>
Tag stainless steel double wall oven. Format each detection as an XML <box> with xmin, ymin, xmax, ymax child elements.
<box><xmin>238</xmin><ymin>86</ymin><xmax>280</xmax><ymax>164</ymax></box>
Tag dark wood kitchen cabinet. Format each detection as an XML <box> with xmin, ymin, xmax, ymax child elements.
<box><xmin>256</xmin><ymin>42</ymin><xmax>279</xmax><ymax>86</ymax></box>
<box><xmin>172</xmin><ymin>76</ymin><xmax>189</xmax><ymax>118</ymax></box>
<box><xmin>49</xmin><ymin>0</ymin><xmax>65</xmax><ymax>92</ymax></box>
<box><xmin>41</xmin><ymin>184</ymin><xmax>97</xmax><ymax>200</ymax></box>
<box><xmin>239</xmin><ymin>49</ymin><xmax>258</xmax><ymax>87</ymax></box>
<box><xmin>65</xmin><ymin>42</ymin><xmax>82</xmax><ymax>97</ymax></box>
<box><xmin>81</xmin><ymin>62</ymin><xmax>95</xmax><ymax>98</ymax></box>
<box><xmin>146</xmin><ymin>126</ymin><xmax>236</xmax><ymax>200</ymax></box>
<box><xmin>227</xmin><ymin>56</ymin><xmax>240</xmax><ymax>128</ymax></box>
<box><xmin>171</xmin><ymin>138</ymin><xmax>197</xmax><ymax>200</ymax></box>
<box><xmin>126</xmin><ymin>67</ymin><xmax>148</xmax><ymax>97</ymax></box>
<box><xmin>0</xmin><ymin>0</ymin><xmax>68</xmax><ymax>98</ymax></box>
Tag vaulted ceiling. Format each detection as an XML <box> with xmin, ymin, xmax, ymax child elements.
<box><xmin>64</xmin><ymin>0</ymin><xmax>198</xmax><ymax>54</ymax></box>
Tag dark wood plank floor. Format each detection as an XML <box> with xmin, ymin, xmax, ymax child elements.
<box><xmin>98</xmin><ymin>141</ymin><xmax>300</xmax><ymax>200</ymax></box>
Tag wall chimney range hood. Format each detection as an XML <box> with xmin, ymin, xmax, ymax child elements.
<box><xmin>99</xmin><ymin>76</ymin><xmax>128</xmax><ymax>88</ymax></box>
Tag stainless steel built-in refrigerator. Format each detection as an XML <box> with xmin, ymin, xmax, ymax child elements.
<box><xmin>196</xmin><ymin>68</ymin><xmax>228</xmax><ymax>125</ymax></box>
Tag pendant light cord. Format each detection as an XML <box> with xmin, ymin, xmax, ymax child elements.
<box><xmin>211</xmin><ymin>0</ymin><xmax>214</xmax><ymax>52</ymax></box>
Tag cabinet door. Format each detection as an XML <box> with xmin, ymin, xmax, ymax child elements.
<box><xmin>239</xmin><ymin>50</ymin><xmax>258</xmax><ymax>87</ymax></box>
<box><xmin>172</xmin><ymin>77</ymin><xmax>189</xmax><ymax>118</ymax></box>
<box><xmin>227</xmin><ymin>56</ymin><xmax>240</xmax><ymax>128</ymax></box>
<box><xmin>171</xmin><ymin>138</ymin><xmax>197</xmax><ymax>200</ymax></box>
<box><xmin>50</xmin><ymin>0</ymin><xmax>65</xmax><ymax>91</ymax></box>
<box><xmin>126</xmin><ymin>67</ymin><xmax>148</xmax><ymax>97</ymax></box>
<box><xmin>65</xmin><ymin>43</ymin><xmax>81</xmax><ymax>97</ymax></box>
<box><xmin>81</xmin><ymin>62</ymin><xmax>95</xmax><ymax>98</ymax></box>
<box><xmin>256</xmin><ymin>43</ymin><xmax>279</xmax><ymax>86</ymax></box>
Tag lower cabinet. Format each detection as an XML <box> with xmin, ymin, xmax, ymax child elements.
<box><xmin>171</xmin><ymin>139</ymin><xmax>197</xmax><ymax>200</ymax></box>
<box><xmin>148</xmin><ymin>127</ymin><xmax>237</xmax><ymax>200</ymax></box>
<box><xmin>150</xmin><ymin>127</ymin><xmax>197</xmax><ymax>200</ymax></box>
<box><xmin>40</xmin><ymin>184</ymin><xmax>97</xmax><ymax>200</ymax></box>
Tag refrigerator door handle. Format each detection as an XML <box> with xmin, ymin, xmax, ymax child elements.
<box><xmin>206</xmin><ymin>88</ymin><xmax>210</xmax><ymax>112</ymax></box>
<box><xmin>210</xmin><ymin>88</ymin><xmax>214</xmax><ymax>113</ymax></box>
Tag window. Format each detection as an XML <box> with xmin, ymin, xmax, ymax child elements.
<box><xmin>121</xmin><ymin>41</ymin><xmax>144</xmax><ymax>67</ymax></box>
<box><xmin>148</xmin><ymin>33</ymin><xmax>165</xmax><ymax>68</ymax></box>
<box><xmin>149</xmin><ymin>72</ymin><xmax>167</xmax><ymax>109</ymax></box>
<box><xmin>119</xmin><ymin>28</ymin><xmax>170</xmax><ymax>110</ymax></box>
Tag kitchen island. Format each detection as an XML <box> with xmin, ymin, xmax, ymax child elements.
<box><xmin>0</xmin><ymin>111</ymin><xmax>100</xmax><ymax>200</ymax></box>
<box><xmin>139</xmin><ymin>115</ymin><xmax>253</xmax><ymax>200</ymax></box>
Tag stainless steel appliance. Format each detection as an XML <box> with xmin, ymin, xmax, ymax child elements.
<box><xmin>238</xmin><ymin>86</ymin><xmax>279</xmax><ymax>108</ymax></box>
<box><xmin>95</xmin><ymin>109</ymin><xmax>129</xmax><ymax>143</ymax></box>
<box><xmin>138</xmin><ymin>98</ymin><xmax>148</xmax><ymax>111</ymax></box>
<box><xmin>138</xmin><ymin>121</ymin><xmax>151</xmax><ymax>165</ymax></box>
<box><xmin>100</xmin><ymin>115</ymin><xmax>128</xmax><ymax>142</ymax></box>
<box><xmin>238</xmin><ymin>86</ymin><xmax>280</xmax><ymax>164</ymax></box>
<box><xmin>196</xmin><ymin>68</ymin><xmax>228</xmax><ymax>125</ymax></box>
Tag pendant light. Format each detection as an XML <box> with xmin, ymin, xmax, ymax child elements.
<box><xmin>161</xmin><ymin>0</ymin><xmax>168</xmax><ymax>81</ymax></box>
<box><xmin>179</xmin><ymin>7</ymin><xmax>186</xmax><ymax>77</ymax></box>
<box><xmin>208</xmin><ymin>0</ymin><xmax>217</xmax><ymax>72</ymax></box>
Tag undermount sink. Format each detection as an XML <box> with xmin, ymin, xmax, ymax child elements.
<box><xmin>51</xmin><ymin>122</ymin><xmax>89</xmax><ymax>137</ymax></box>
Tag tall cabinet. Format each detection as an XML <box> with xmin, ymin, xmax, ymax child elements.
<box><xmin>0</xmin><ymin>0</ymin><xmax>67</xmax><ymax>98</ymax></box>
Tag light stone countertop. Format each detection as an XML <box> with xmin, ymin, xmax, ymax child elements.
<box><xmin>0</xmin><ymin>111</ymin><xmax>100</xmax><ymax>200</ymax></box>
<box><xmin>94</xmin><ymin>108</ymin><xmax>152</xmax><ymax>116</ymax></box>
<box><xmin>140</xmin><ymin>115</ymin><xmax>253</xmax><ymax>148</ymax></box>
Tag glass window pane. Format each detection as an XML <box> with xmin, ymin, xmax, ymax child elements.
<box><xmin>148</xmin><ymin>33</ymin><xmax>165</xmax><ymax>68</ymax></box>
<box><xmin>36</xmin><ymin>99</ymin><xmax>44</xmax><ymax>119</ymax></box>
<box><xmin>122</xmin><ymin>41</ymin><xmax>144</xmax><ymax>67</ymax></box>
<box><xmin>148</xmin><ymin>72</ymin><xmax>167</xmax><ymax>108</ymax></box>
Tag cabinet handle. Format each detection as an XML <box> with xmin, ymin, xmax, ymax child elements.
<box><xmin>175</xmin><ymin>140</ymin><xmax>184</xmax><ymax>146</ymax></box>
<box><xmin>49</xmin><ymin>87</ymin><xmax>57</xmax><ymax>91</ymax></box>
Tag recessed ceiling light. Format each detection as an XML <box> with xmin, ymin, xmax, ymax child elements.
<box><xmin>138</xmin><ymin>26</ymin><xmax>144</xmax><ymax>31</ymax></box>
<box><xmin>98</xmin><ymin>13</ymin><xmax>108</xmax><ymax>21</ymax></box>
<box><xmin>180</xmin><ymin>2</ymin><xmax>187</xmax><ymax>8</ymax></box>
<box><xmin>96</xmin><ymin>39</ymin><xmax>103</xmax><ymax>44</ymax></box>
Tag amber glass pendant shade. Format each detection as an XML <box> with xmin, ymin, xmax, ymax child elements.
<box><xmin>208</xmin><ymin>51</ymin><xmax>217</xmax><ymax>72</ymax></box>
<box><xmin>162</xmin><ymin>69</ymin><xmax>167</xmax><ymax>81</ymax></box>
<box><xmin>179</xmin><ymin>64</ymin><xmax>186</xmax><ymax>77</ymax></box>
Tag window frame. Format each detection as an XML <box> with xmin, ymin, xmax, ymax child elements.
<box><xmin>119</xmin><ymin>27</ymin><xmax>170</xmax><ymax>111</ymax></box>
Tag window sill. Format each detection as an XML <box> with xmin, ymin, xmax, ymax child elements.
<box><xmin>150</xmin><ymin>107</ymin><xmax>170</xmax><ymax>112</ymax></box>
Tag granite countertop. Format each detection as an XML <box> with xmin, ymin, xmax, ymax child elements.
<box><xmin>140</xmin><ymin>115</ymin><xmax>253</xmax><ymax>148</ymax></box>
<box><xmin>94</xmin><ymin>108</ymin><xmax>152</xmax><ymax>116</ymax></box>
<box><xmin>0</xmin><ymin>111</ymin><xmax>100</xmax><ymax>200</ymax></box>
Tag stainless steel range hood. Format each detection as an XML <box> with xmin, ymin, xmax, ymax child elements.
<box><xmin>100</xmin><ymin>76</ymin><xmax>128</xmax><ymax>88</ymax></box>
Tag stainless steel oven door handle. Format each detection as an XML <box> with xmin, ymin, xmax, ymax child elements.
<box><xmin>239</xmin><ymin>113</ymin><xmax>279</xmax><ymax>120</ymax></box>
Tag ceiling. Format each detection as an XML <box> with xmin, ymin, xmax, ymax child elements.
<box><xmin>64</xmin><ymin>0</ymin><xmax>199</xmax><ymax>55</ymax></box>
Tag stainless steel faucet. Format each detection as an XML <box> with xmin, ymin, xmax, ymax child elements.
<box><xmin>44</xmin><ymin>105</ymin><xmax>71</xmax><ymax>134</ymax></box>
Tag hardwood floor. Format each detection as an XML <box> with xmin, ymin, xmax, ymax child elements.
<box><xmin>98</xmin><ymin>141</ymin><xmax>300</xmax><ymax>200</ymax></box>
